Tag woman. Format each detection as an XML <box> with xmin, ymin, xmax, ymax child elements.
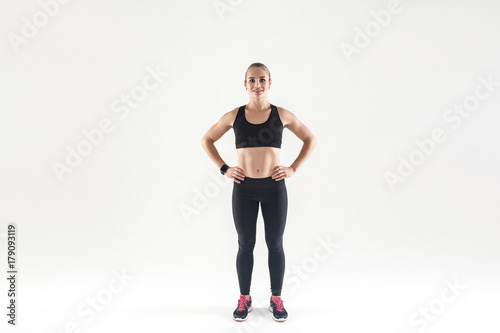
<box><xmin>201</xmin><ymin>63</ymin><xmax>317</xmax><ymax>322</ymax></box>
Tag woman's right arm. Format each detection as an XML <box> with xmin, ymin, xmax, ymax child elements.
<box><xmin>201</xmin><ymin>109</ymin><xmax>245</xmax><ymax>183</ymax></box>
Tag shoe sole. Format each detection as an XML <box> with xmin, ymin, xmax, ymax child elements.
<box><xmin>268</xmin><ymin>305</ymin><xmax>287</xmax><ymax>322</ymax></box>
<box><xmin>232</xmin><ymin>305</ymin><xmax>253</xmax><ymax>322</ymax></box>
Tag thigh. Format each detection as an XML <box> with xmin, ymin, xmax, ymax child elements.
<box><xmin>260</xmin><ymin>183</ymin><xmax>288</xmax><ymax>239</ymax></box>
<box><xmin>232</xmin><ymin>186</ymin><xmax>259</xmax><ymax>240</ymax></box>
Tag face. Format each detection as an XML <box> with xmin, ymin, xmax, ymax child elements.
<box><xmin>244</xmin><ymin>67</ymin><xmax>271</xmax><ymax>99</ymax></box>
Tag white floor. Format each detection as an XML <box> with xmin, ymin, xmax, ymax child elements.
<box><xmin>3</xmin><ymin>274</ymin><xmax>498</xmax><ymax>333</ymax></box>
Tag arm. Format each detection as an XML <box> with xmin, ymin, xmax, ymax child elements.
<box><xmin>272</xmin><ymin>107</ymin><xmax>317</xmax><ymax>180</ymax></box>
<box><xmin>201</xmin><ymin>109</ymin><xmax>245</xmax><ymax>182</ymax></box>
<box><xmin>288</xmin><ymin>113</ymin><xmax>318</xmax><ymax>172</ymax></box>
<box><xmin>200</xmin><ymin>110</ymin><xmax>233</xmax><ymax>169</ymax></box>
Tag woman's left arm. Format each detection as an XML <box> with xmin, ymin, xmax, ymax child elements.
<box><xmin>271</xmin><ymin>107</ymin><xmax>318</xmax><ymax>181</ymax></box>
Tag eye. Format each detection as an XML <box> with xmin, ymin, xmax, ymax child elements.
<box><xmin>249</xmin><ymin>79</ymin><xmax>254</xmax><ymax>82</ymax></box>
<box><xmin>260</xmin><ymin>79</ymin><xmax>266</xmax><ymax>82</ymax></box>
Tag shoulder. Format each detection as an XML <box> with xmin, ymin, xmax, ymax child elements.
<box><xmin>220</xmin><ymin>106</ymin><xmax>241</xmax><ymax>127</ymax></box>
<box><xmin>276</xmin><ymin>106</ymin><xmax>298</xmax><ymax>128</ymax></box>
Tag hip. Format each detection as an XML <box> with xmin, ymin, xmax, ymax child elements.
<box><xmin>233</xmin><ymin>176</ymin><xmax>287</xmax><ymax>201</ymax></box>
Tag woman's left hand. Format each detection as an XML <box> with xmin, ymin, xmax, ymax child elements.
<box><xmin>271</xmin><ymin>166</ymin><xmax>295</xmax><ymax>181</ymax></box>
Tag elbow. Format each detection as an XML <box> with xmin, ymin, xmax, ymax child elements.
<box><xmin>307</xmin><ymin>135</ymin><xmax>318</xmax><ymax>148</ymax></box>
<box><xmin>201</xmin><ymin>135</ymin><xmax>213</xmax><ymax>149</ymax></box>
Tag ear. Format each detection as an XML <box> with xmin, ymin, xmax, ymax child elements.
<box><xmin>244</xmin><ymin>80</ymin><xmax>247</xmax><ymax>89</ymax></box>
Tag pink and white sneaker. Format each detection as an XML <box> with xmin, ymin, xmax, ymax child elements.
<box><xmin>232</xmin><ymin>294</ymin><xmax>253</xmax><ymax>321</ymax></box>
<box><xmin>269</xmin><ymin>296</ymin><xmax>288</xmax><ymax>322</ymax></box>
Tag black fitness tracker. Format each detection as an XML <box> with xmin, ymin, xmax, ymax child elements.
<box><xmin>220</xmin><ymin>164</ymin><xmax>229</xmax><ymax>175</ymax></box>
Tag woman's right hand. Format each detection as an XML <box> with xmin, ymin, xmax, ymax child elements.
<box><xmin>225</xmin><ymin>166</ymin><xmax>245</xmax><ymax>183</ymax></box>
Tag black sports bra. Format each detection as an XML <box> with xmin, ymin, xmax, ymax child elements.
<box><xmin>233</xmin><ymin>104</ymin><xmax>283</xmax><ymax>149</ymax></box>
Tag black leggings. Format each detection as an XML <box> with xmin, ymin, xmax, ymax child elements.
<box><xmin>232</xmin><ymin>176</ymin><xmax>288</xmax><ymax>297</ymax></box>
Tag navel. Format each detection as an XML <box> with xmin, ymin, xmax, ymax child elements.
<box><xmin>256</xmin><ymin>169</ymin><xmax>259</xmax><ymax>173</ymax></box>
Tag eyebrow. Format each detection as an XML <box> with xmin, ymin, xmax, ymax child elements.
<box><xmin>248</xmin><ymin>76</ymin><xmax>267</xmax><ymax>79</ymax></box>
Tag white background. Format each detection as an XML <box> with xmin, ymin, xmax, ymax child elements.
<box><xmin>1</xmin><ymin>0</ymin><xmax>499</xmax><ymax>332</ymax></box>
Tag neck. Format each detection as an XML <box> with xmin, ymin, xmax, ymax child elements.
<box><xmin>246</xmin><ymin>98</ymin><xmax>270</xmax><ymax>112</ymax></box>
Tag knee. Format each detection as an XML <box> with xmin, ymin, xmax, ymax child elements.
<box><xmin>265</xmin><ymin>238</ymin><xmax>283</xmax><ymax>253</ymax></box>
<box><xmin>238</xmin><ymin>238</ymin><xmax>256</xmax><ymax>252</ymax></box>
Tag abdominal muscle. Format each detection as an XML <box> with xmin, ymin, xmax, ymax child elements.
<box><xmin>236</xmin><ymin>147</ymin><xmax>280</xmax><ymax>178</ymax></box>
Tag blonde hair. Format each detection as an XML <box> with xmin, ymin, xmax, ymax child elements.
<box><xmin>245</xmin><ymin>62</ymin><xmax>271</xmax><ymax>81</ymax></box>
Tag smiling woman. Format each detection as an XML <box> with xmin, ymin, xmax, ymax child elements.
<box><xmin>201</xmin><ymin>62</ymin><xmax>317</xmax><ymax>322</ymax></box>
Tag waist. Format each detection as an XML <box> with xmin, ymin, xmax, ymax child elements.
<box><xmin>233</xmin><ymin>176</ymin><xmax>285</xmax><ymax>190</ymax></box>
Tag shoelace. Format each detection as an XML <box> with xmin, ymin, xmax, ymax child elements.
<box><xmin>237</xmin><ymin>295</ymin><xmax>249</xmax><ymax>312</ymax></box>
<box><xmin>271</xmin><ymin>297</ymin><xmax>284</xmax><ymax>312</ymax></box>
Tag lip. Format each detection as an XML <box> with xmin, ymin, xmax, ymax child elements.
<box><xmin>253</xmin><ymin>90</ymin><xmax>263</xmax><ymax>92</ymax></box>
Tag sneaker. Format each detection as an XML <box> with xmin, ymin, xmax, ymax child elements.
<box><xmin>269</xmin><ymin>296</ymin><xmax>288</xmax><ymax>322</ymax></box>
<box><xmin>232</xmin><ymin>294</ymin><xmax>253</xmax><ymax>321</ymax></box>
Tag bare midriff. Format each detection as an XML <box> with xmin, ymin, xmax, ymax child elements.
<box><xmin>237</xmin><ymin>147</ymin><xmax>280</xmax><ymax>178</ymax></box>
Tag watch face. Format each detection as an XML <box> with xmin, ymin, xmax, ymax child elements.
<box><xmin>221</xmin><ymin>165</ymin><xmax>228</xmax><ymax>175</ymax></box>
